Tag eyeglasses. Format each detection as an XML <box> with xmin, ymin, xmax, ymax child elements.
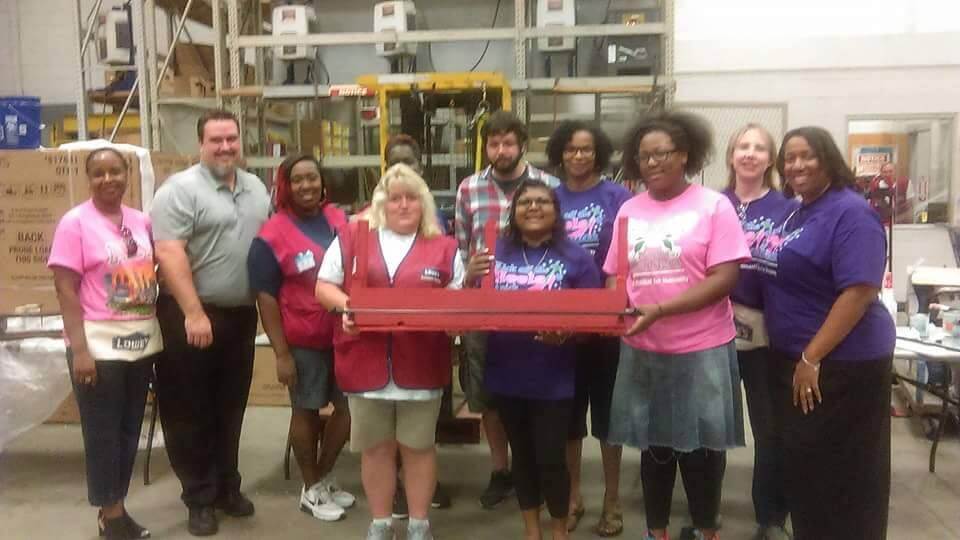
<box><xmin>119</xmin><ymin>221</ymin><xmax>138</xmax><ymax>258</ymax></box>
<box><xmin>516</xmin><ymin>197</ymin><xmax>554</xmax><ymax>209</ymax></box>
<box><xmin>563</xmin><ymin>146</ymin><xmax>595</xmax><ymax>158</ymax></box>
<box><xmin>636</xmin><ymin>149</ymin><xmax>676</xmax><ymax>165</ymax></box>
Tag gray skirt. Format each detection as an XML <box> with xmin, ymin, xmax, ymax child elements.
<box><xmin>608</xmin><ymin>340</ymin><xmax>746</xmax><ymax>452</ymax></box>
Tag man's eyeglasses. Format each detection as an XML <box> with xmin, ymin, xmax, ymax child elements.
<box><xmin>516</xmin><ymin>197</ymin><xmax>554</xmax><ymax>209</ymax></box>
<box><xmin>119</xmin><ymin>221</ymin><xmax>138</xmax><ymax>258</ymax></box>
<box><xmin>636</xmin><ymin>149</ymin><xmax>676</xmax><ymax>165</ymax></box>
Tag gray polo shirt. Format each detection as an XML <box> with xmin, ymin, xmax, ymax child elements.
<box><xmin>151</xmin><ymin>163</ymin><xmax>270</xmax><ymax>307</ymax></box>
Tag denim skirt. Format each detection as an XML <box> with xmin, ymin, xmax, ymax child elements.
<box><xmin>608</xmin><ymin>340</ymin><xmax>745</xmax><ymax>452</ymax></box>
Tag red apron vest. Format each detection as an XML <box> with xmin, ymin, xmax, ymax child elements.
<box><xmin>258</xmin><ymin>204</ymin><xmax>346</xmax><ymax>349</ymax></box>
<box><xmin>334</xmin><ymin>222</ymin><xmax>456</xmax><ymax>392</ymax></box>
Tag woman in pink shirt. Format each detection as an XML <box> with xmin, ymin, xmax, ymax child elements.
<box><xmin>603</xmin><ymin>113</ymin><xmax>750</xmax><ymax>540</ymax></box>
<box><xmin>48</xmin><ymin>148</ymin><xmax>162</xmax><ymax>540</ymax></box>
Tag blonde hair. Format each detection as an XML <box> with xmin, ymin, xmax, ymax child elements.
<box><xmin>367</xmin><ymin>163</ymin><xmax>441</xmax><ymax>239</ymax></box>
<box><xmin>725</xmin><ymin>123</ymin><xmax>779</xmax><ymax>191</ymax></box>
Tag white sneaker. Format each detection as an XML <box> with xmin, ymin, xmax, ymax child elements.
<box><xmin>320</xmin><ymin>475</ymin><xmax>356</xmax><ymax>509</ymax></box>
<box><xmin>407</xmin><ymin>519</ymin><xmax>434</xmax><ymax>540</ymax></box>
<box><xmin>366</xmin><ymin>520</ymin><xmax>396</xmax><ymax>540</ymax></box>
<box><xmin>299</xmin><ymin>483</ymin><xmax>345</xmax><ymax>521</ymax></box>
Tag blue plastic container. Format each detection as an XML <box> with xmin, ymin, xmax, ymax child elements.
<box><xmin>0</xmin><ymin>96</ymin><xmax>42</xmax><ymax>149</ymax></box>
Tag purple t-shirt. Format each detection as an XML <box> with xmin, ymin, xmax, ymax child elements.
<box><xmin>557</xmin><ymin>178</ymin><xmax>633</xmax><ymax>271</ymax></box>
<box><xmin>723</xmin><ymin>189</ymin><xmax>791</xmax><ymax>309</ymax></box>
<box><xmin>759</xmin><ymin>188</ymin><xmax>895</xmax><ymax>361</ymax></box>
<box><xmin>485</xmin><ymin>237</ymin><xmax>602</xmax><ymax>400</ymax></box>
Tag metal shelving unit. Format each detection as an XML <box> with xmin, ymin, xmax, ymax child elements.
<box><xmin>76</xmin><ymin>0</ymin><xmax>675</xmax><ymax>176</ymax></box>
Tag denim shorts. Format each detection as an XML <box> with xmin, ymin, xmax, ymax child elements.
<box><xmin>288</xmin><ymin>347</ymin><xmax>344</xmax><ymax>410</ymax></box>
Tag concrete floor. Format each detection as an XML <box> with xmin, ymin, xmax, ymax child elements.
<box><xmin>1</xmin><ymin>399</ymin><xmax>959</xmax><ymax>540</ymax></box>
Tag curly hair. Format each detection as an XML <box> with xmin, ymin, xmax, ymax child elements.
<box><xmin>725</xmin><ymin>123</ymin><xmax>779</xmax><ymax>191</ymax></box>
<box><xmin>545</xmin><ymin>121</ymin><xmax>614</xmax><ymax>175</ymax></box>
<box><xmin>776</xmin><ymin>126</ymin><xmax>856</xmax><ymax>199</ymax></box>
<box><xmin>621</xmin><ymin>111</ymin><xmax>713</xmax><ymax>181</ymax></box>
<box><xmin>273</xmin><ymin>154</ymin><xmax>323</xmax><ymax>213</ymax></box>
<box><xmin>367</xmin><ymin>163</ymin><xmax>441</xmax><ymax>239</ymax></box>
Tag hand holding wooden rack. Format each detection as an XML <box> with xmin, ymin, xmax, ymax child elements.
<box><xmin>345</xmin><ymin>217</ymin><xmax>632</xmax><ymax>334</ymax></box>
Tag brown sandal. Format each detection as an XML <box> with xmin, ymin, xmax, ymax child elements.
<box><xmin>594</xmin><ymin>508</ymin><xmax>624</xmax><ymax>537</ymax></box>
<box><xmin>567</xmin><ymin>504</ymin><xmax>585</xmax><ymax>532</ymax></box>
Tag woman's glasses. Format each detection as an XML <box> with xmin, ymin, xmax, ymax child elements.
<box><xmin>516</xmin><ymin>197</ymin><xmax>554</xmax><ymax>209</ymax></box>
<box><xmin>636</xmin><ymin>149</ymin><xmax>676</xmax><ymax>165</ymax></box>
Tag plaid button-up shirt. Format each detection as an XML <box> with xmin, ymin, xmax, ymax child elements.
<box><xmin>454</xmin><ymin>163</ymin><xmax>560</xmax><ymax>260</ymax></box>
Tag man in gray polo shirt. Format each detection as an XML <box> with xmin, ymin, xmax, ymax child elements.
<box><xmin>151</xmin><ymin>110</ymin><xmax>269</xmax><ymax>537</ymax></box>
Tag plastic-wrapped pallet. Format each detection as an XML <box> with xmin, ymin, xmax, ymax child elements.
<box><xmin>0</xmin><ymin>338</ymin><xmax>69</xmax><ymax>452</ymax></box>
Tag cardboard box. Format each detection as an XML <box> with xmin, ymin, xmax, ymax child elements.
<box><xmin>299</xmin><ymin>120</ymin><xmax>325</xmax><ymax>156</ymax></box>
<box><xmin>0</xmin><ymin>149</ymin><xmax>143</xmax><ymax>315</ymax></box>
<box><xmin>174</xmin><ymin>43</ymin><xmax>215</xmax><ymax>80</ymax></box>
<box><xmin>47</xmin><ymin>392</ymin><xmax>81</xmax><ymax>423</ymax></box>
<box><xmin>249</xmin><ymin>345</ymin><xmax>290</xmax><ymax>406</ymax></box>
<box><xmin>150</xmin><ymin>152</ymin><xmax>194</xmax><ymax>189</ymax></box>
<box><xmin>159</xmin><ymin>73</ymin><xmax>215</xmax><ymax>98</ymax></box>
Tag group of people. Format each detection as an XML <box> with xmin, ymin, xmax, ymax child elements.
<box><xmin>49</xmin><ymin>106</ymin><xmax>895</xmax><ymax>540</ymax></box>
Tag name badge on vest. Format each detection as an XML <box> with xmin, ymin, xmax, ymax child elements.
<box><xmin>420</xmin><ymin>267</ymin><xmax>442</xmax><ymax>285</ymax></box>
<box><xmin>295</xmin><ymin>250</ymin><xmax>316</xmax><ymax>273</ymax></box>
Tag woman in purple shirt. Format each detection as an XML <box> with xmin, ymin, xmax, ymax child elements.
<box><xmin>761</xmin><ymin>127</ymin><xmax>895</xmax><ymax>539</ymax></box>
<box><xmin>548</xmin><ymin>121</ymin><xmax>632</xmax><ymax>536</ymax></box>
<box><xmin>468</xmin><ymin>179</ymin><xmax>601</xmax><ymax>540</ymax></box>
<box><xmin>722</xmin><ymin>124</ymin><xmax>791</xmax><ymax>540</ymax></box>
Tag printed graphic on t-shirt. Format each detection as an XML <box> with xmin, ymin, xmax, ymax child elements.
<box><xmin>564</xmin><ymin>204</ymin><xmax>604</xmax><ymax>254</ymax></box>
<box><xmin>102</xmin><ymin>239</ymin><xmax>157</xmax><ymax>315</ymax></box>
<box><xmin>626</xmin><ymin>213</ymin><xmax>698</xmax><ymax>287</ymax></box>
<box><xmin>496</xmin><ymin>258</ymin><xmax>567</xmax><ymax>291</ymax></box>
<box><xmin>746</xmin><ymin>217</ymin><xmax>804</xmax><ymax>276</ymax></box>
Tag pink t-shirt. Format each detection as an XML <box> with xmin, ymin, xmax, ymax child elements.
<box><xmin>603</xmin><ymin>184</ymin><xmax>750</xmax><ymax>354</ymax></box>
<box><xmin>48</xmin><ymin>200</ymin><xmax>158</xmax><ymax>321</ymax></box>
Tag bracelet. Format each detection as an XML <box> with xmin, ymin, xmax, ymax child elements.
<box><xmin>801</xmin><ymin>352</ymin><xmax>820</xmax><ymax>371</ymax></box>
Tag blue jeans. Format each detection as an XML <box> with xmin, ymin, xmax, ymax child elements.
<box><xmin>68</xmin><ymin>350</ymin><xmax>155</xmax><ymax>506</ymax></box>
<box><xmin>737</xmin><ymin>347</ymin><xmax>788</xmax><ymax>528</ymax></box>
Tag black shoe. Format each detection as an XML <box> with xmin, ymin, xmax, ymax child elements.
<box><xmin>479</xmin><ymin>469</ymin><xmax>513</xmax><ymax>509</ymax></box>
<box><xmin>187</xmin><ymin>507</ymin><xmax>218</xmax><ymax>537</ymax></box>
<box><xmin>215</xmin><ymin>491</ymin><xmax>255</xmax><ymax>517</ymax></box>
<box><xmin>99</xmin><ymin>513</ymin><xmax>131</xmax><ymax>540</ymax></box>
<box><xmin>392</xmin><ymin>486</ymin><xmax>409</xmax><ymax>519</ymax></box>
<box><xmin>98</xmin><ymin>509</ymin><xmax>151</xmax><ymax>540</ymax></box>
<box><xmin>431</xmin><ymin>482</ymin><xmax>452</xmax><ymax>509</ymax></box>
<box><xmin>123</xmin><ymin>511</ymin><xmax>151</xmax><ymax>539</ymax></box>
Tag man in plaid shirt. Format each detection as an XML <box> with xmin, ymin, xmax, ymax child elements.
<box><xmin>454</xmin><ymin>111</ymin><xmax>560</xmax><ymax>510</ymax></box>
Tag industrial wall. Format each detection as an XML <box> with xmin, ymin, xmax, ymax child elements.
<box><xmin>3</xmin><ymin>0</ymin><xmax>960</xmax><ymax>209</ymax></box>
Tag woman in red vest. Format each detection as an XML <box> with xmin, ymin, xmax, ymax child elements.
<box><xmin>315</xmin><ymin>163</ymin><xmax>465</xmax><ymax>540</ymax></box>
<box><xmin>247</xmin><ymin>154</ymin><xmax>354</xmax><ymax>522</ymax></box>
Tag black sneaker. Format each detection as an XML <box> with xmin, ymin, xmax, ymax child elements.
<box><xmin>392</xmin><ymin>487</ymin><xmax>409</xmax><ymax>519</ymax></box>
<box><xmin>215</xmin><ymin>491</ymin><xmax>255</xmax><ymax>517</ymax></box>
<box><xmin>187</xmin><ymin>507</ymin><xmax>218</xmax><ymax>537</ymax></box>
<box><xmin>431</xmin><ymin>482</ymin><xmax>452</xmax><ymax>509</ymax></box>
<box><xmin>479</xmin><ymin>469</ymin><xmax>513</xmax><ymax>509</ymax></box>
